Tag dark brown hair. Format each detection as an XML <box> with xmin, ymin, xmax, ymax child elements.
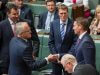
<box><xmin>75</xmin><ymin>17</ymin><xmax>89</xmax><ymax>31</ymax></box>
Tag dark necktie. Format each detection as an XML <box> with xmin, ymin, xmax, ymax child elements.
<box><xmin>12</xmin><ymin>23</ymin><xmax>16</xmax><ymax>36</ymax></box>
<box><xmin>76</xmin><ymin>38</ymin><xmax>81</xmax><ymax>45</ymax></box>
<box><xmin>61</xmin><ymin>23</ymin><xmax>65</xmax><ymax>40</ymax></box>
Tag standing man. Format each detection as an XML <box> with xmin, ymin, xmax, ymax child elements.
<box><xmin>37</xmin><ymin>0</ymin><xmax>59</xmax><ymax>30</ymax></box>
<box><xmin>13</xmin><ymin>0</ymin><xmax>40</xmax><ymax>57</ymax></box>
<box><xmin>8</xmin><ymin>22</ymin><xmax>57</xmax><ymax>75</ymax></box>
<box><xmin>13</xmin><ymin>0</ymin><xmax>34</xmax><ymax>25</ymax></box>
<box><xmin>69</xmin><ymin>17</ymin><xmax>95</xmax><ymax>67</ymax></box>
<box><xmin>0</xmin><ymin>4</ymin><xmax>38</xmax><ymax>75</ymax></box>
<box><xmin>48</xmin><ymin>4</ymin><xmax>75</xmax><ymax>75</ymax></box>
<box><xmin>61</xmin><ymin>54</ymin><xmax>97</xmax><ymax>75</ymax></box>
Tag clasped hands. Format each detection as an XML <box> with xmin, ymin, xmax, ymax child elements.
<box><xmin>47</xmin><ymin>54</ymin><xmax>60</xmax><ymax>63</ymax></box>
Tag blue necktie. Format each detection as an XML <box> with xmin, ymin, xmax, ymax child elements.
<box><xmin>61</xmin><ymin>23</ymin><xmax>65</xmax><ymax>40</ymax></box>
<box><xmin>45</xmin><ymin>13</ymin><xmax>52</xmax><ymax>30</ymax></box>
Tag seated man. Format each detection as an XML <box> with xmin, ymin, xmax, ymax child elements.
<box><xmin>61</xmin><ymin>54</ymin><xmax>98</xmax><ymax>75</ymax></box>
<box><xmin>37</xmin><ymin>0</ymin><xmax>59</xmax><ymax>30</ymax></box>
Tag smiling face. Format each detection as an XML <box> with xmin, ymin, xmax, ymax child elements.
<box><xmin>7</xmin><ymin>8</ymin><xmax>19</xmax><ymax>23</ymax></box>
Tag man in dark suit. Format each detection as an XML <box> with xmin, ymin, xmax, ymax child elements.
<box><xmin>48</xmin><ymin>4</ymin><xmax>75</xmax><ymax>75</ymax></box>
<box><xmin>37</xmin><ymin>0</ymin><xmax>59</xmax><ymax>30</ymax></box>
<box><xmin>0</xmin><ymin>4</ymin><xmax>39</xmax><ymax>75</ymax></box>
<box><xmin>13</xmin><ymin>0</ymin><xmax>34</xmax><ymax>25</ymax></box>
<box><xmin>8</xmin><ymin>22</ymin><xmax>57</xmax><ymax>75</ymax></box>
<box><xmin>0</xmin><ymin>0</ymin><xmax>8</xmax><ymax>21</ymax></box>
<box><xmin>61</xmin><ymin>54</ymin><xmax>97</xmax><ymax>75</ymax></box>
<box><xmin>13</xmin><ymin>0</ymin><xmax>40</xmax><ymax>57</ymax></box>
<box><xmin>69</xmin><ymin>17</ymin><xmax>96</xmax><ymax>67</ymax></box>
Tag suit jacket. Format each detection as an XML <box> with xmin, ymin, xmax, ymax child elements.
<box><xmin>37</xmin><ymin>10</ymin><xmax>59</xmax><ymax>29</ymax></box>
<box><xmin>70</xmin><ymin>33</ymin><xmax>95</xmax><ymax>67</ymax></box>
<box><xmin>20</xmin><ymin>4</ymin><xmax>34</xmax><ymax>26</ymax></box>
<box><xmin>8</xmin><ymin>37</ymin><xmax>47</xmax><ymax>75</ymax></box>
<box><xmin>0</xmin><ymin>18</ymin><xmax>39</xmax><ymax>74</ymax></box>
<box><xmin>72</xmin><ymin>64</ymin><xmax>97</xmax><ymax>75</ymax></box>
<box><xmin>48</xmin><ymin>18</ymin><xmax>75</xmax><ymax>57</ymax></box>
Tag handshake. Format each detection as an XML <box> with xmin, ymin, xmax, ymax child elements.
<box><xmin>46</xmin><ymin>54</ymin><xmax>60</xmax><ymax>63</ymax></box>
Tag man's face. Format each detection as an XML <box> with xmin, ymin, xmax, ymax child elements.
<box><xmin>22</xmin><ymin>23</ymin><xmax>32</xmax><ymax>39</ymax></box>
<box><xmin>14</xmin><ymin>0</ymin><xmax>23</xmax><ymax>8</ymax></box>
<box><xmin>73</xmin><ymin>21</ymin><xmax>81</xmax><ymax>35</ymax></box>
<box><xmin>62</xmin><ymin>62</ymin><xmax>73</xmax><ymax>73</ymax></box>
<box><xmin>46</xmin><ymin>1</ymin><xmax>56</xmax><ymax>13</ymax></box>
<box><xmin>58</xmin><ymin>9</ymin><xmax>68</xmax><ymax>22</ymax></box>
<box><xmin>8</xmin><ymin>8</ymin><xmax>19</xmax><ymax>22</ymax></box>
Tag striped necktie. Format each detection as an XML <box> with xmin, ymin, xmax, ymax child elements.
<box><xmin>61</xmin><ymin>23</ymin><xmax>65</xmax><ymax>40</ymax></box>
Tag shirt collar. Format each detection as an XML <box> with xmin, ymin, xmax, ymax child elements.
<box><xmin>48</xmin><ymin>11</ymin><xmax>55</xmax><ymax>16</ymax></box>
<box><xmin>79</xmin><ymin>31</ymin><xmax>87</xmax><ymax>39</ymax></box>
<box><xmin>8</xmin><ymin>18</ymin><xmax>14</xmax><ymax>25</ymax></box>
<box><xmin>73</xmin><ymin>63</ymin><xmax>77</xmax><ymax>72</ymax></box>
<box><xmin>60</xmin><ymin>19</ymin><xmax>68</xmax><ymax>25</ymax></box>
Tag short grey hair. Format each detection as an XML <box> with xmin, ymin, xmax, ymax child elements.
<box><xmin>61</xmin><ymin>54</ymin><xmax>77</xmax><ymax>66</ymax></box>
<box><xmin>15</xmin><ymin>22</ymin><xmax>28</xmax><ymax>35</ymax></box>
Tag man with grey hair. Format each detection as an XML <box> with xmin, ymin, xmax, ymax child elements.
<box><xmin>8</xmin><ymin>22</ymin><xmax>58</xmax><ymax>75</ymax></box>
<box><xmin>61</xmin><ymin>54</ymin><xmax>97</xmax><ymax>75</ymax></box>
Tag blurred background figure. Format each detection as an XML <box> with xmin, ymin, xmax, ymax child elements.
<box><xmin>37</xmin><ymin>0</ymin><xmax>59</xmax><ymax>30</ymax></box>
<box><xmin>0</xmin><ymin>0</ymin><xmax>8</xmax><ymax>21</ymax></box>
<box><xmin>90</xmin><ymin>5</ymin><xmax>100</xmax><ymax>35</ymax></box>
<box><xmin>13</xmin><ymin>0</ymin><xmax>34</xmax><ymax>26</ymax></box>
<box><xmin>61</xmin><ymin>54</ymin><xmax>97</xmax><ymax>75</ymax></box>
<box><xmin>63</xmin><ymin>0</ymin><xmax>90</xmax><ymax>20</ymax></box>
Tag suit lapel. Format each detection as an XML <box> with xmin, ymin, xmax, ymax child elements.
<box><xmin>6</xmin><ymin>19</ymin><xmax>14</xmax><ymax>36</ymax></box>
<box><xmin>20</xmin><ymin>7</ymin><xmax>25</xmax><ymax>18</ymax></box>
<box><xmin>43</xmin><ymin>12</ymin><xmax>48</xmax><ymax>28</ymax></box>
<box><xmin>75</xmin><ymin>32</ymin><xmax>88</xmax><ymax>53</ymax></box>
<box><xmin>56</xmin><ymin>20</ymin><xmax>62</xmax><ymax>42</ymax></box>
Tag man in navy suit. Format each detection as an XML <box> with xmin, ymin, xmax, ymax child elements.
<box><xmin>48</xmin><ymin>4</ymin><xmax>75</xmax><ymax>75</ymax></box>
<box><xmin>61</xmin><ymin>54</ymin><xmax>97</xmax><ymax>75</ymax></box>
<box><xmin>8</xmin><ymin>22</ymin><xmax>58</xmax><ymax>75</ymax></box>
<box><xmin>13</xmin><ymin>0</ymin><xmax>40</xmax><ymax>57</ymax></box>
<box><xmin>69</xmin><ymin>17</ymin><xmax>95</xmax><ymax>67</ymax></box>
<box><xmin>0</xmin><ymin>4</ymin><xmax>39</xmax><ymax>75</ymax></box>
<box><xmin>37</xmin><ymin>0</ymin><xmax>59</xmax><ymax>30</ymax></box>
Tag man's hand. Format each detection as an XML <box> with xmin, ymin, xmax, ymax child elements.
<box><xmin>47</xmin><ymin>54</ymin><xmax>58</xmax><ymax>62</ymax></box>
